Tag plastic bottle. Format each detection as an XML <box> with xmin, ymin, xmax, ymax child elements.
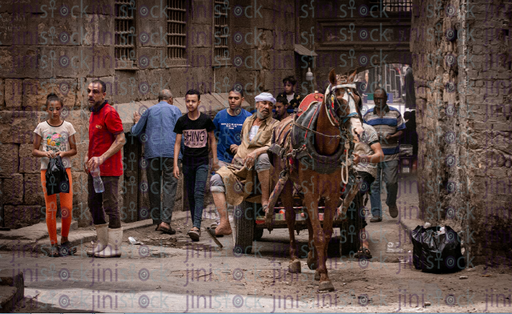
<box><xmin>91</xmin><ymin>166</ymin><xmax>105</xmax><ymax>193</ymax></box>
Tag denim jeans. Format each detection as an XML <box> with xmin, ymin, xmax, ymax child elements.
<box><xmin>370</xmin><ymin>159</ymin><xmax>399</xmax><ymax>218</ymax></box>
<box><xmin>147</xmin><ymin>157</ymin><xmax>178</xmax><ymax>225</ymax></box>
<box><xmin>182</xmin><ymin>163</ymin><xmax>209</xmax><ymax>229</ymax></box>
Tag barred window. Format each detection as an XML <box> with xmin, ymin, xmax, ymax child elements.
<box><xmin>370</xmin><ymin>0</ymin><xmax>412</xmax><ymax>12</ymax></box>
<box><xmin>214</xmin><ymin>0</ymin><xmax>229</xmax><ymax>59</ymax></box>
<box><xmin>167</xmin><ymin>0</ymin><xmax>187</xmax><ymax>59</ymax></box>
<box><xmin>115</xmin><ymin>0</ymin><xmax>136</xmax><ymax>64</ymax></box>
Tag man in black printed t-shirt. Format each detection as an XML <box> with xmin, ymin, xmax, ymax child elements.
<box><xmin>173</xmin><ymin>89</ymin><xmax>219</xmax><ymax>241</ymax></box>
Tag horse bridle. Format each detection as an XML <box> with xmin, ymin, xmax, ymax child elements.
<box><xmin>290</xmin><ymin>85</ymin><xmax>356</xmax><ymax>184</ymax></box>
<box><xmin>325</xmin><ymin>83</ymin><xmax>359</xmax><ymax>184</ymax></box>
<box><xmin>325</xmin><ymin>83</ymin><xmax>357</xmax><ymax>127</ymax></box>
<box><xmin>292</xmin><ymin>83</ymin><xmax>357</xmax><ymax>141</ymax></box>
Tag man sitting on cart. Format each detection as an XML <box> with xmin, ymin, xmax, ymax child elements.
<box><xmin>210</xmin><ymin>93</ymin><xmax>279</xmax><ymax>236</ymax></box>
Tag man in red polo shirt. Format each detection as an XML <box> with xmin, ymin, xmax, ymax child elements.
<box><xmin>85</xmin><ymin>80</ymin><xmax>126</xmax><ymax>258</ymax></box>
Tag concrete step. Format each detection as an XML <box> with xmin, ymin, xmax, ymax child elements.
<box><xmin>0</xmin><ymin>286</ymin><xmax>19</xmax><ymax>312</ymax></box>
<box><xmin>0</xmin><ymin>269</ymin><xmax>24</xmax><ymax>312</ymax></box>
<box><xmin>0</xmin><ymin>220</ymin><xmax>78</xmax><ymax>241</ymax></box>
<box><xmin>0</xmin><ymin>219</ymin><xmax>154</xmax><ymax>253</ymax></box>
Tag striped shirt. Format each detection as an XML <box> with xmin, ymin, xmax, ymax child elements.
<box><xmin>363</xmin><ymin>105</ymin><xmax>406</xmax><ymax>161</ymax></box>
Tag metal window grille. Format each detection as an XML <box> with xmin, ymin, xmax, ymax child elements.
<box><xmin>214</xmin><ymin>0</ymin><xmax>229</xmax><ymax>59</ymax></box>
<box><xmin>115</xmin><ymin>0</ymin><xmax>136</xmax><ymax>62</ymax></box>
<box><xmin>167</xmin><ymin>0</ymin><xmax>186</xmax><ymax>59</ymax></box>
<box><xmin>370</xmin><ymin>0</ymin><xmax>412</xmax><ymax>12</ymax></box>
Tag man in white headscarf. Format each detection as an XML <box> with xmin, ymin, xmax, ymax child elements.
<box><xmin>210</xmin><ymin>92</ymin><xmax>279</xmax><ymax>236</ymax></box>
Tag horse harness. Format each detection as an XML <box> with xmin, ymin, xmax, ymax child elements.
<box><xmin>270</xmin><ymin>101</ymin><xmax>356</xmax><ymax>181</ymax></box>
<box><xmin>266</xmin><ymin>84</ymin><xmax>360</xmax><ymax>228</ymax></box>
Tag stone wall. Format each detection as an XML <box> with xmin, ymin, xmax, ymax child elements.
<box><xmin>411</xmin><ymin>0</ymin><xmax>512</xmax><ymax>264</ymax></box>
<box><xmin>0</xmin><ymin>109</ymin><xmax>90</xmax><ymax>228</ymax></box>
<box><xmin>0</xmin><ymin>0</ymin><xmax>302</xmax><ymax>229</ymax></box>
<box><xmin>232</xmin><ymin>0</ymin><xmax>298</xmax><ymax>99</ymax></box>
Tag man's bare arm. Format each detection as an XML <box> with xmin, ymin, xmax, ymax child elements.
<box><xmin>101</xmin><ymin>132</ymin><xmax>126</xmax><ymax>162</ymax></box>
<box><xmin>173</xmin><ymin>134</ymin><xmax>182</xmax><ymax>178</ymax></box>
<box><xmin>386</xmin><ymin>130</ymin><xmax>403</xmax><ymax>139</ymax></box>
<box><xmin>87</xmin><ymin>132</ymin><xmax>126</xmax><ymax>169</ymax></box>
<box><xmin>209</xmin><ymin>131</ymin><xmax>219</xmax><ymax>163</ymax></box>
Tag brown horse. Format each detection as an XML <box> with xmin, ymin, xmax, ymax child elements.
<box><xmin>268</xmin><ymin>69</ymin><xmax>361</xmax><ymax>292</ymax></box>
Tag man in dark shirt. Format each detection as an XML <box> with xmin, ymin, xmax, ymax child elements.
<box><xmin>173</xmin><ymin>89</ymin><xmax>219</xmax><ymax>241</ymax></box>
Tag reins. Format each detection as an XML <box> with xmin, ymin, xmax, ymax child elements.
<box><xmin>292</xmin><ymin>122</ymin><xmax>346</xmax><ymax>139</ymax></box>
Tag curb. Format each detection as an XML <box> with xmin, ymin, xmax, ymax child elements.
<box><xmin>0</xmin><ymin>270</ymin><xmax>24</xmax><ymax>312</ymax></box>
<box><xmin>0</xmin><ymin>219</ymin><xmax>154</xmax><ymax>253</ymax></box>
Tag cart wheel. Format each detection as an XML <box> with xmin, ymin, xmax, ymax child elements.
<box><xmin>233</xmin><ymin>245</ymin><xmax>244</xmax><ymax>257</ymax></box>
<box><xmin>233</xmin><ymin>201</ymin><xmax>255</xmax><ymax>254</ymax></box>
<box><xmin>340</xmin><ymin>193</ymin><xmax>364</xmax><ymax>256</ymax></box>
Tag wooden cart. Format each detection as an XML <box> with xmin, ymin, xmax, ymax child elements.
<box><xmin>232</xmin><ymin>175</ymin><xmax>365</xmax><ymax>257</ymax></box>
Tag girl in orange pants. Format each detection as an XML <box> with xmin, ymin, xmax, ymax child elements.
<box><xmin>33</xmin><ymin>93</ymin><xmax>77</xmax><ymax>257</ymax></box>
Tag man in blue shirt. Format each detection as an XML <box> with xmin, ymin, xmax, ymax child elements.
<box><xmin>132</xmin><ymin>89</ymin><xmax>182</xmax><ymax>234</ymax></box>
<box><xmin>363</xmin><ymin>88</ymin><xmax>406</xmax><ymax>222</ymax></box>
<box><xmin>213</xmin><ymin>88</ymin><xmax>252</xmax><ymax>167</ymax></box>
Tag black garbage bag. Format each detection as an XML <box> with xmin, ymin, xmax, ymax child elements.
<box><xmin>46</xmin><ymin>156</ymin><xmax>70</xmax><ymax>196</ymax></box>
<box><xmin>410</xmin><ymin>225</ymin><xmax>465</xmax><ymax>273</ymax></box>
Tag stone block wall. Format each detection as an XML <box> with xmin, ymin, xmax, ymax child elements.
<box><xmin>0</xmin><ymin>0</ymin><xmax>303</xmax><ymax>229</ymax></box>
<box><xmin>411</xmin><ymin>0</ymin><xmax>512</xmax><ymax>264</ymax></box>
<box><xmin>232</xmin><ymin>0</ymin><xmax>298</xmax><ymax>100</ymax></box>
<box><xmin>0</xmin><ymin>109</ymin><xmax>91</xmax><ymax>228</ymax></box>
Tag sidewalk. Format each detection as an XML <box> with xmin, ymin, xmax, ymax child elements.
<box><xmin>0</xmin><ymin>217</ymin><xmax>153</xmax><ymax>253</ymax></box>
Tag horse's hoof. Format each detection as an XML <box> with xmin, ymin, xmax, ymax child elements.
<box><xmin>288</xmin><ymin>259</ymin><xmax>301</xmax><ymax>273</ymax></box>
<box><xmin>314</xmin><ymin>270</ymin><xmax>320</xmax><ymax>281</ymax></box>
<box><xmin>318</xmin><ymin>281</ymin><xmax>335</xmax><ymax>292</ymax></box>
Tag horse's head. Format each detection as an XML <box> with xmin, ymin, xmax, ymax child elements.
<box><xmin>325</xmin><ymin>69</ymin><xmax>361</xmax><ymax>127</ymax></box>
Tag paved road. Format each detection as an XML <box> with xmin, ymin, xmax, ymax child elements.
<box><xmin>6</xmin><ymin>175</ymin><xmax>507</xmax><ymax>313</ymax></box>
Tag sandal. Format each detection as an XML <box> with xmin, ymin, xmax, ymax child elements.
<box><xmin>160</xmin><ymin>227</ymin><xmax>176</xmax><ymax>235</ymax></box>
<box><xmin>354</xmin><ymin>247</ymin><xmax>372</xmax><ymax>259</ymax></box>
<box><xmin>187</xmin><ymin>227</ymin><xmax>200</xmax><ymax>242</ymax></box>
<box><xmin>59</xmin><ymin>242</ymin><xmax>77</xmax><ymax>257</ymax></box>
<box><xmin>156</xmin><ymin>224</ymin><xmax>176</xmax><ymax>235</ymax></box>
<box><xmin>49</xmin><ymin>245</ymin><xmax>60</xmax><ymax>257</ymax></box>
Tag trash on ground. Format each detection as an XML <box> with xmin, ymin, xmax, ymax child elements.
<box><xmin>411</xmin><ymin>225</ymin><xmax>465</xmax><ymax>273</ymax></box>
<box><xmin>128</xmin><ymin>236</ymin><xmax>143</xmax><ymax>245</ymax></box>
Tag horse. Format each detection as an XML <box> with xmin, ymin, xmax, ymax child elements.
<box><xmin>267</xmin><ymin>69</ymin><xmax>362</xmax><ymax>292</ymax></box>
